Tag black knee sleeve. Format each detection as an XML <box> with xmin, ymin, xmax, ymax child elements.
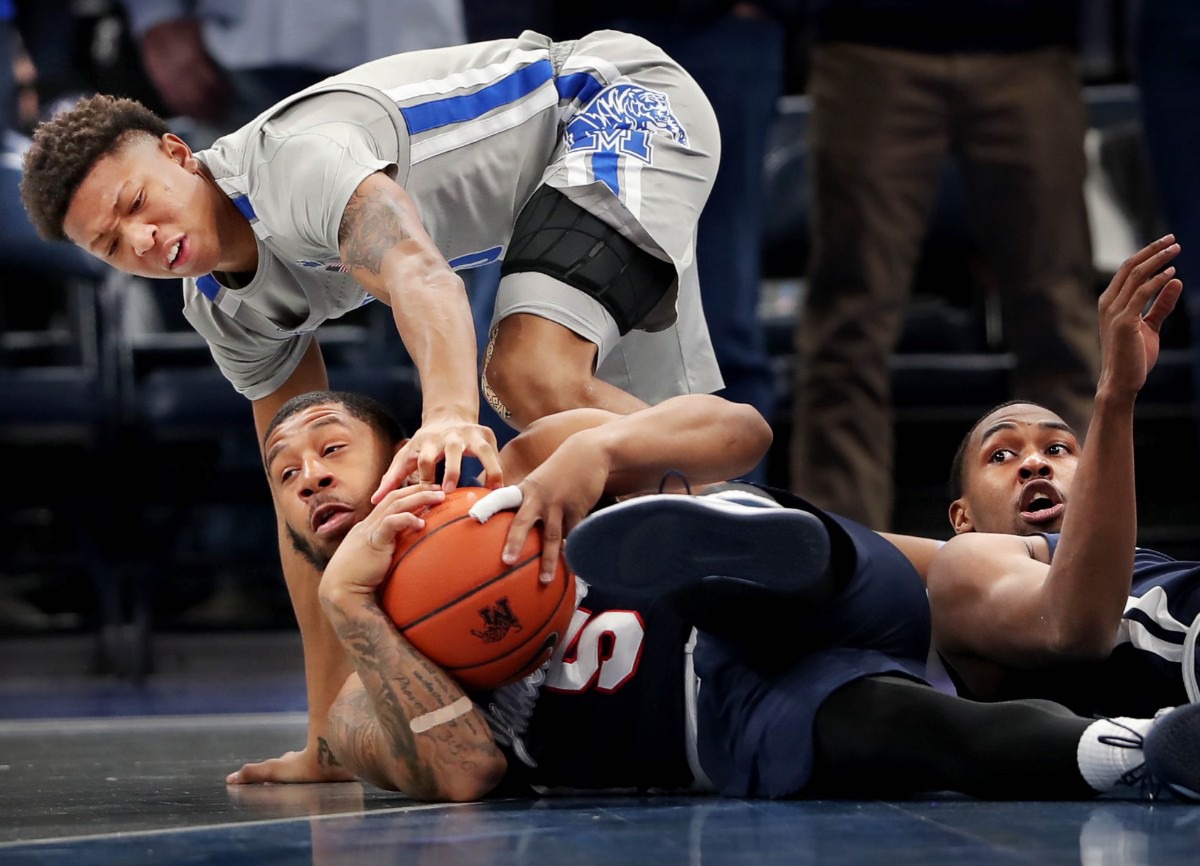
<box><xmin>501</xmin><ymin>185</ymin><xmax>676</xmax><ymax>334</ymax></box>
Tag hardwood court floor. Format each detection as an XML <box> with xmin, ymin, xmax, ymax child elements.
<box><xmin>2</xmin><ymin>632</ymin><xmax>1199</xmax><ymax>865</ymax></box>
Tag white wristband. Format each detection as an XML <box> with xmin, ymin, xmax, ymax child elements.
<box><xmin>469</xmin><ymin>485</ymin><xmax>524</xmax><ymax>523</ymax></box>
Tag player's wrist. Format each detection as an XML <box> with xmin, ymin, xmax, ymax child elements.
<box><xmin>421</xmin><ymin>402</ymin><xmax>479</xmax><ymax>427</ymax></box>
<box><xmin>1091</xmin><ymin>383</ymin><xmax>1138</xmax><ymax>418</ymax></box>
<box><xmin>318</xmin><ymin>579</ymin><xmax>380</xmax><ymax>617</ymax></box>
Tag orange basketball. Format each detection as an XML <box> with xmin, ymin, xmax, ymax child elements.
<box><xmin>379</xmin><ymin>487</ymin><xmax>576</xmax><ymax>690</ymax></box>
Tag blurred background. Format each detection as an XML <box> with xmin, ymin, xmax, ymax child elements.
<box><xmin>1</xmin><ymin>0</ymin><xmax>1195</xmax><ymax>686</ymax></box>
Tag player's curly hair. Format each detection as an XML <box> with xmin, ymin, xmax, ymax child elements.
<box><xmin>20</xmin><ymin>94</ymin><xmax>171</xmax><ymax>242</ymax></box>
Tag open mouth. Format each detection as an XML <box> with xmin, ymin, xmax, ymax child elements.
<box><xmin>166</xmin><ymin>237</ymin><xmax>186</xmax><ymax>270</ymax></box>
<box><xmin>310</xmin><ymin>501</ymin><xmax>355</xmax><ymax>535</ymax></box>
<box><xmin>1019</xmin><ymin>481</ymin><xmax>1065</xmax><ymax>524</ymax></box>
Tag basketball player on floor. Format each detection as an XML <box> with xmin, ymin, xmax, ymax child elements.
<box><xmin>539</xmin><ymin>233</ymin><xmax>1198</xmax><ymax>750</ymax></box>
<box><xmin>234</xmin><ymin>274</ymin><xmax>1200</xmax><ymax>802</ymax></box>
<box><xmin>20</xmin><ymin>30</ymin><xmax>725</xmax><ymax>782</ymax></box>
<box><xmin>917</xmin><ymin>235</ymin><xmax>1200</xmax><ymax>719</ymax></box>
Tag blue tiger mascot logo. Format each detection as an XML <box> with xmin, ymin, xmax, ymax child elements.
<box><xmin>565</xmin><ymin>83</ymin><xmax>689</xmax><ymax>163</ymax></box>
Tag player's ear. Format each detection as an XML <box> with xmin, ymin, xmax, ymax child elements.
<box><xmin>161</xmin><ymin>133</ymin><xmax>197</xmax><ymax>171</ymax></box>
<box><xmin>949</xmin><ymin>498</ymin><xmax>974</xmax><ymax>534</ymax></box>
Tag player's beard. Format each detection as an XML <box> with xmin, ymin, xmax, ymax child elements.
<box><xmin>287</xmin><ymin>523</ymin><xmax>333</xmax><ymax>572</ymax></box>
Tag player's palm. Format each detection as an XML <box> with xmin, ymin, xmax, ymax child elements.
<box><xmin>1097</xmin><ymin>236</ymin><xmax>1183</xmax><ymax>397</ymax></box>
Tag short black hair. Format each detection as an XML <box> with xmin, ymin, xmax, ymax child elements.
<box><xmin>21</xmin><ymin>94</ymin><xmax>172</xmax><ymax>241</ymax></box>
<box><xmin>947</xmin><ymin>399</ymin><xmax>1056</xmax><ymax>500</ymax></box>
<box><xmin>263</xmin><ymin>391</ymin><xmax>408</xmax><ymax>454</ymax></box>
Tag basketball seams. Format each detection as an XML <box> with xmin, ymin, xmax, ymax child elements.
<box><xmin>444</xmin><ymin>567</ymin><xmax>572</xmax><ymax>677</ymax></box>
<box><xmin>379</xmin><ymin>486</ymin><xmax>576</xmax><ymax>688</ymax></box>
<box><xmin>392</xmin><ymin>547</ymin><xmax>542</xmax><ymax>631</ymax></box>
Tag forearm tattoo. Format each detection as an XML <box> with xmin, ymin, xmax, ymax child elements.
<box><xmin>338</xmin><ymin>184</ymin><xmax>411</xmax><ymax>276</ymax></box>
<box><xmin>328</xmin><ymin>596</ymin><xmax>500</xmax><ymax>797</ymax></box>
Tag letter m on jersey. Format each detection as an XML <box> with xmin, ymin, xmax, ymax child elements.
<box><xmin>564</xmin><ymin>83</ymin><xmax>689</xmax><ymax>196</ymax></box>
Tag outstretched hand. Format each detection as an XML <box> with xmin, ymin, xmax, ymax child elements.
<box><xmin>1097</xmin><ymin>234</ymin><xmax>1183</xmax><ymax>399</ymax></box>
<box><xmin>226</xmin><ymin>744</ymin><xmax>356</xmax><ymax>786</ymax></box>
<box><xmin>372</xmin><ymin>419</ymin><xmax>502</xmax><ymax>503</ymax></box>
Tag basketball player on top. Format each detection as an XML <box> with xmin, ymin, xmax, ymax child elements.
<box><xmin>20</xmin><ymin>30</ymin><xmax>724</xmax><ymax>781</ymax></box>
<box><xmin>236</xmin><ymin>236</ymin><xmax>1200</xmax><ymax>801</ymax></box>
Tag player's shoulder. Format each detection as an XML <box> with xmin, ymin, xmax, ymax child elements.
<box><xmin>941</xmin><ymin>531</ymin><xmax>1048</xmax><ymax>558</ymax></box>
<box><xmin>931</xmin><ymin>532</ymin><xmax>1051</xmax><ymax>590</ymax></box>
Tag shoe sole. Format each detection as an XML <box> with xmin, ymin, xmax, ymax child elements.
<box><xmin>564</xmin><ymin>494</ymin><xmax>832</xmax><ymax>601</ymax></box>
<box><xmin>1144</xmin><ymin>702</ymin><xmax>1200</xmax><ymax>800</ymax></box>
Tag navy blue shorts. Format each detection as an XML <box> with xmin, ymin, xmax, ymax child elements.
<box><xmin>694</xmin><ymin>494</ymin><xmax>931</xmax><ymax>798</ymax></box>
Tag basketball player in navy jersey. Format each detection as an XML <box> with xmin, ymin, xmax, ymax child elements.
<box><xmin>920</xmin><ymin>234</ymin><xmax>1199</xmax><ymax>718</ymax></box>
<box><xmin>236</xmin><ymin>377</ymin><xmax>1200</xmax><ymax>802</ymax></box>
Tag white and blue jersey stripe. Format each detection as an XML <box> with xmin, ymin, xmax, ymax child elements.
<box><xmin>967</xmin><ymin>534</ymin><xmax>1200</xmax><ymax>716</ymax></box>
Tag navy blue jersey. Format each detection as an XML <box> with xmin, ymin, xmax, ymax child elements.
<box><xmin>971</xmin><ymin>535</ymin><xmax>1200</xmax><ymax>717</ymax></box>
<box><xmin>483</xmin><ymin>579</ymin><xmax>697</xmax><ymax>793</ymax></box>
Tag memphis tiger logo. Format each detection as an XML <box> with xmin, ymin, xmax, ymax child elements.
<box><xmin>471</xmin><ymin>597</ymin><xmax>523</xmax><ymax>643</ymax></box>
<box><xmin>565</xmin><ymin>83</ymin><xmax>689</xmax><ymax>163</ymax></box>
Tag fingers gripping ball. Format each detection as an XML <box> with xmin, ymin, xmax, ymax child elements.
<box><xmin>380</xmin><ymin>487</ymin><xmax>576</xmax><ymax>690</ymax></box>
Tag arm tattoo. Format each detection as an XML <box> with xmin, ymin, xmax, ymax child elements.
<box><xmin>339</xmin><ymin>184</ymin><xmax>410</xmax><ymax>276</ymax></box>
<box><xmin>327</xmin><ymin>595</ymin><xmax>502</xmax><ymax>797</ymax></box>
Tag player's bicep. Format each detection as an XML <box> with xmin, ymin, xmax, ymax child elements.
<box><xmin>337</xmin><ymin>172</ymin><xmax>444</xmax><ymax>299</ymax></box>
<box><xmin>928</xmin><ymin>535</ymin><xmax>1058</xmax><ymax>665</ymax></box>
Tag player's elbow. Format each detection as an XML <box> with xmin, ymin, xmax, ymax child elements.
<box><xmin>398</xmin><ymin>750</ymin><xmax>507</xmax><ymax>803</ymax></box>
<box><xmin>726</xmin><ymin>400</ymin><xmax>773</xmax><ymax>468</ymax></box>
<box><xmin>1044</xmin><ymin>615</ymin><xmax>1121</xmax><ymax>663</ymax></box>
<box><xmin>438</xmin><ymin>754</ymin><xmax>508</xmax><ymax>803</ymax></box>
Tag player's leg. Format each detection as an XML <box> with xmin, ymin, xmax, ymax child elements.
<box><xmin>566</xmin><ymin>485</ymin><xmax>929</xmax><ymax>656</ymax></box>
<box><xmin>958</xmin><ymin>48</ymin><xmax>1098</xmax><ymax>440</ymax></box>
<box><xmin>564</xmin><ymin>491</ymin><xmax>837</xmax><ymax>640</ymax></box>
<box><xmin>809</xmin><ymin>675</ymin><xmax>1200</xmax><ymax>801</ymax></box>
<box><xmin>481</xmin><ymin>184</ymin><xmax>676</xmax><ymax>427</ymax></box>
<box><xmin>482</xmin><ymin>29</ymin><xmax>725</xmax><ymax>427</ymax></box>
<box><xmin>792</xmin><ymin>42</ymin><xmax>949</xmax><ymax>530</ymax></box>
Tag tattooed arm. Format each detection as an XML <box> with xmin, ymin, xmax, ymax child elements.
<box><xmin>317</xmin><ymin>483</ymin><xmax>507</xmax><ymax>800</ymax></box>
<box><xmin>338</xmin><ymin>173</ymin><xmax>502</xmax><ymax>496</ymax></box>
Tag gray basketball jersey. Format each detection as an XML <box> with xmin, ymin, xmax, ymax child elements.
<box><xmin>184</xmin><ymin>29</ymin><xmax>722</xmax><ymax>402</ymax></box>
